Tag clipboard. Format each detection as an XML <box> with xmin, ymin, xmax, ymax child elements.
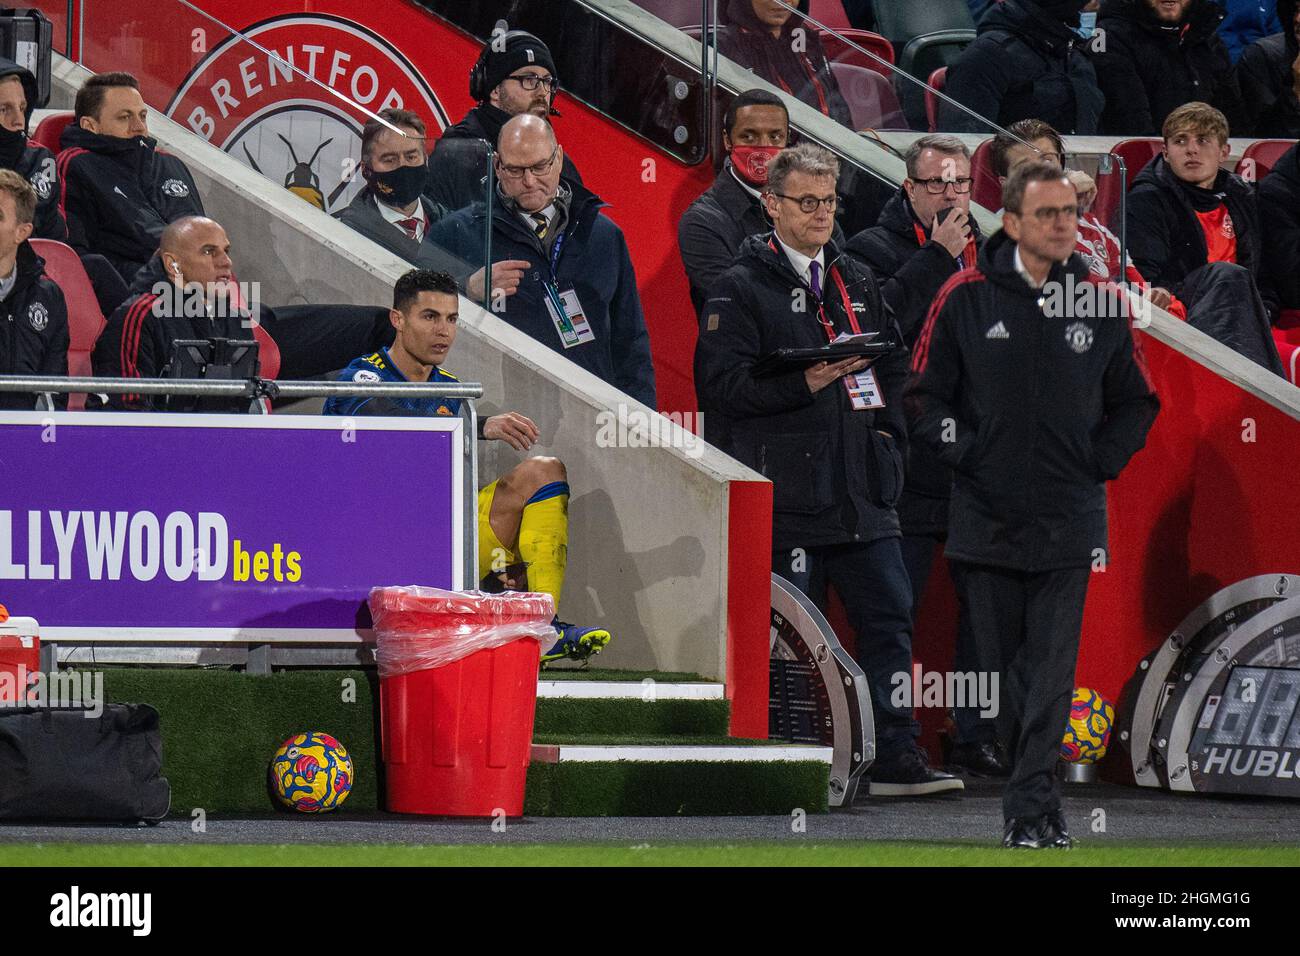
<box><xmin>751</xmin><ymin>338</ymin><xmax>896</xmax><ymax>378</ymax></box>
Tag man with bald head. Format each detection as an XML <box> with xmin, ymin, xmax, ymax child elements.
<box><xmin>428</xmin><ymin>113</ymin><xmax>655</xmax><ymax>407</ymax></box>
<box><xmin>92</xmin><ymin>215</ymin><xmax>253</xmax><ymax>409</ymax></box>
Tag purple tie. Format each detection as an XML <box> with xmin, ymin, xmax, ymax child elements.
<box><xmin>809</xmin><ymin>260</ymin><xmax>823</xmax><ymax>299</ymax></box>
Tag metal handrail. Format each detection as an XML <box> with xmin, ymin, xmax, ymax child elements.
<box><xmin>0</xmin><ymin>375</ymin><xmax>484</xmax><ymax>400</ymax></box>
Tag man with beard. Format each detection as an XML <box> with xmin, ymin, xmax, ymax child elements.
<box><xmin>678</xmin><ymin>90</ymin><xmax>795</xmax><ymax>319</ymax></box>
<box><xmin>425</xmin><ymin>31</ymin><xmax>582</xmax><ymax>213</ymax></box>
<box><xmin>939</xmin><ymin>0</ymin><xmax>1104</xmax><ymax>134</ymax></box>
<box><xmin>1091</xmin><ymin>0</ymin><xmax>1245</xmax><ymax>136</ymax></box>
<box><xmin>1236</xmin><ymin>0</ymin><xmax>1300</xmax><ymax>137</ymax></box>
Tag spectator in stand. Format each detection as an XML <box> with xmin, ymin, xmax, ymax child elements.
<box><xmin>718</xmin><ymin>0</ymin><xmax>853</xmax><ymax>129</ymax></box>
<box><xmin>1091</xmin><ymin>0</ymin><xmax>1245</xmax><ymax>136</ymax></box>
<box><xmin>695</xmin><ymin>142</ymin><xmax>962</xmax><ymax>798</ymax></box>
<box><xmin>337</xmin><ymin>108</ymin><xmax>528</xmax><ymax>305</ymax></box>
<box><xmin>939</xmin><ymin>0</ymin><xmax>1104</xmax><ymax>134</ymax></box>
<box><xmin>844</xmin><ymin>135</ymin><xmax>1004</xmax><ymax>778</ymax></box>
<box><xmin>425</xmin><ymin>31</ymin><xmax>582</xmax><ymax>214</ymax></box>
<box><xmin>428</xmin><ymin>115</ymin><xmax>656</xmax><ymax>408</ymax></box>
<box><xmin>1236</xmin><ymin>0</ymin><xmax>1300</xmax><ymax>137</ymax></box>
<box><xmin>0</xmin><ymin>59</ymin><xmax>128</xmax><ymax>317</ymax></box>
<box><xmin>58</xmin><ymin>72</ymin><xmax>204</xmax><ymax>284</ymax></box>
<box><xmin>0</xmin><ymin>170</ymin><xmax>68</xmax><ymax>409</ymax></box>
<box><xmin>1220</xmin><ymin>0</ymin><xmax>1282</xmax><ymax>59</ymax></box>
<box><xmin>1258</xmin><ymin>140</ymin><xmax>1300</xmax><ymax>311</ymax></box>
<box><xmin>679</xmin><ymin>91</ymin><xmax>803</xmax><ymax>318</ymax></box>
<box><xmin>1128</xmin><ymin>102</ymin><xmax>1285</xmax><ymax>372</ymax></box>
<box><xmin>990</xmin><ymin>119</ymin><xmax>1184</xmax><ymax>312</ymax></box>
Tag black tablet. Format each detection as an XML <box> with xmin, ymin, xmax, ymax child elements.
<box><xmin>751</xmin><ymin>339</ymin><xmax>896</xmax><ymax>378</ymax></box>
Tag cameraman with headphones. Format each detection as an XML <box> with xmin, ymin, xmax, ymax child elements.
<box><xmin>425</xmin><ymin>30</ymin><xmax>583</xmax><ymax>212</ymax></box>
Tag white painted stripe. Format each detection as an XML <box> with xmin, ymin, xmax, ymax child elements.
<box><xmin>536</xmin><ymin>681</ymin><xmax>724</xmax><ymax>700</ymax></box>
<box><xmin>530</xmin><ymin>744</ymin><xmax>833</xmax><ymax>764</ymax></box>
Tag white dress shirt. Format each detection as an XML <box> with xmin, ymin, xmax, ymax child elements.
<box><xmin>377</xmin><ymin>199</ymin><xmax>427</xmax><ymax>243</ymax></box>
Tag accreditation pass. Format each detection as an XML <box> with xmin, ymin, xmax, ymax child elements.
<box><xmin>544</xmin><ymin>286</ymin><xmax>596</xmax><ymax>348</ymax></box>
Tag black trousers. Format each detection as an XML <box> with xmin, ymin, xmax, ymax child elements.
<box><xmin>950</xmin><ymin>560</ymin><xmax>1091</xmax><ymax>820</ymax></box>
<box><xmin>773</xmin><ymin>538</ymin><xmax>920</xmax><ymax>759</ymax></box>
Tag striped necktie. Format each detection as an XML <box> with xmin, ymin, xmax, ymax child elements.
<box><xmin>530</xmin><ymin>212</ymin><xmax>549</xmax><ymax>240</ymax></box>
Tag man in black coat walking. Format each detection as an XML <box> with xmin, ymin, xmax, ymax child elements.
<box><xmin>907</xmin><ymin>161</ymin><xmax>1159</xmax><ymax>847</ymax></box>
<box><xmin>1127</xmin><ymin>102</ymin><xmax>1285</xmax><ymax>373</ymax></box>
<box><xmin>1236</xmin><ymin>0</ymin><xmax>1300</xmax><ymax>137</ymax></box>
<box><xmin>696</xmin><ymin>142</ymin><xmax>962</xmax><ymax>797</ymax></box>
<box><xmin>425</xmin><ymin>31</ymin><xmax>582</xmax><ymax>214</ymax></box>
<box><xmin>939</xmin><ymin>0</ymin><xmax>1104</xmax><ymax>134</ymax></box>
<box><xmin>1091</xmin><ymin>0</ymin><xmax>1245</xmax><ymax>136</ymax></box>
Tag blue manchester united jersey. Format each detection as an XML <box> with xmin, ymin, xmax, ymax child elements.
<box><xmin>323</xmin><ymin>348</ymin><xmax>463</xmax><ymax>418</ymax></box>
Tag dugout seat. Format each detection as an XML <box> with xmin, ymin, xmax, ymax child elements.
<box><xmin>1092</xmin><ymin>138</ymin><xmax>1162</xmax><ymax>228</ymax></box>
<box><xmin>30</xmin><ymin>238</ymin><xmax>102</xmax><ymax>411</ymax></box>
<box><xmin>1236</xmin><ymin>139</ymin><xmax>1293</xmax><ymax>183</ymax></box>
<box><xmin>819</xmin><ymin>27</ymin><xmax>894</xmax><ymax>77</ymax></box>
<box><xmin>925</xmin><ymin>67</ymin><xmax>946</xmax><ymax>132</ymax></box>
<box><xmin>829</xmin><ymin>62</ymin><xmax>908</xmax><ymax>129</ymax></box>
<box><xmin>971</xmin><ymin>138</ymin><xmax>1001</xmax><ymax>211</ymax></box>
<box><xmin>32</xmin><ymin>111</ymin><xmax>73</xmax><ymax>154</ymax></box>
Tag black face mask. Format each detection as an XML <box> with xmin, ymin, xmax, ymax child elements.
<box><xmin>0</xmin><ymin>124</ymin><xmax>25</xmax><ymax>166</ymax></box>
<box><xmin>366</xmin><ymin>160</ymin><xmax>427</xmax><ymax>207</ymax></box>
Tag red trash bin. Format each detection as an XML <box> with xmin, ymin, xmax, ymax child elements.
<box><xmin>369</xmin><ymin>586</ymin><xmax>556</xmax><ymax>817</ymax></box>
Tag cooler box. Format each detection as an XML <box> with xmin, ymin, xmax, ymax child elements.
<box><xmin>0</xmin><ymin>615</ymin><xmax>39</xmax><ymax>705</ymax></box>
<box><xmin>369</xmin><ymin>587</ymin><xmax>555</xmax><ymax>817</ymax></box>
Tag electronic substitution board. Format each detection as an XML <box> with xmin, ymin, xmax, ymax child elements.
<box><xmin>769</xmin><ymin>574</ymin><xmax>873</xmax><ymax>807</ymax></box>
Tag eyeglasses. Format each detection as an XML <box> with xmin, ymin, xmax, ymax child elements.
<box><xmin>911</xmin><ymin>176</ymin><xmax>973</xmax><ymax>195</ymax></box>
<box><xmin>774</xmin><ymin>193</ymin><xmax>838</xmax><ymax>213</ymax></box>
<box><xmin>505</xmin><ymin>73</ymin><xmax>557</xmax><ymax>92</ymax></box>
<box><xmin>1014</xmin><ymin>204</ymin><xmax>1082</xmax><ymax>223</ymax></box>
<box><xmin>497</xmin><ymin>146</ymin><xmax>559</xmax><ymax>180</ymax></box>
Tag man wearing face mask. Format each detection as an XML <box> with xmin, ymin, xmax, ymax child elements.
<box><xmin>939</xmin><ymin>0</ymin><xmax>1104</xmax><ymax>134</ymax></box>
<box><xmin>58</xmin><ymin>72</ymin><xmax>204</xmax><ymax>284</ymax></box>
<box><xmin>337</xmin><ymin>109</ymin><xmax>529</xmax><ymax>304</ymax></box>
<box><xmin>1091</xmin><ymin>0</ymin><xmax>1245</xmax><ymax>136</ymax></box>
<box><xmin>426</xmin><ymin>31</ymin><xmax>582</xmax><ymax>215</ymax></box>
<box><xmin>679</xmin><ymin>90</ymin><xmax>816</xmax><ymax>319</ymax></box>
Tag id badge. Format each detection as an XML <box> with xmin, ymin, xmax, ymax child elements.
<box><xmin>543</xmin><ymin>286</ymin><xmax>596</xmax><ymax>348</ymax></box>
<box><xmin>844</xmin><ymin>368</ymin><xmax>884</xmax><ymax>410</ymax></box>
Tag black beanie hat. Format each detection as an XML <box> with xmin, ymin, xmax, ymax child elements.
<box><xmin>478</xmin><ymin>34</ymin><xmax>558</xmax><ymax>100</ymax></box>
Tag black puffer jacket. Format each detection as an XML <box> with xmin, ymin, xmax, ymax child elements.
<box><xmin>905</xmin><ymin>229</ymin><xmax>1160</xmax><ymax>571</ymax></box>
<box><xmin>1258</xmin><ymin>141</ymin><xmax>1300</xmax><ymax>309</ymax></box>
<box><xmin>1092</xmin><ymin>0</ymin><xmax>1245</xmax><ymax>136</ymax></box>
<box><xmin>1127</xmin><ymin>155</ymin><xmax>1271</xmax><ymax>310</ymax></box>
<box><xmin>938</xmin><ymin>0</ymin><xmax>1104</xmax><ymax>134</ymax></box>
<box><xmin>695</xmin><ymin>234</ymin><xmax>908</xmax><ymax>551</ymax></box>
<box><xmin>424</xmin><ymin>103</ymin><xmax>583</xmax><ymax>213</ymax></box>
<box><xmin>0</xmin><ymin>240</ymin><xmax>69</xmax><ymax>409</ymax></box>
<box><xmin>0</xmin><ymin>57</ymin><xmax>64</xmax><ymax>241</ymax></box>
<box><xmin>1236</xmin><ymin>0</ymin><xmax>1300</xmax><ymax>138</ymax></box>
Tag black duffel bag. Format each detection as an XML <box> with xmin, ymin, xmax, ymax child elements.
<box><xmin>0</xmin><ymin>703</ymin><xmax>171</xmax><ymax>822</ymax></box>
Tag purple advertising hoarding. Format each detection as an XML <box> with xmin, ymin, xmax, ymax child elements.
<box><xmin>0</xmin><ymin>412</ymin><xmax>464</xmax><ymax>641</ymax></box>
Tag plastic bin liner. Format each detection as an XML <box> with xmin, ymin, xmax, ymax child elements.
<box><xmin>369</xmin><ymin>586</ymin><xmax>556</xmax><ymax>679</ymax></box>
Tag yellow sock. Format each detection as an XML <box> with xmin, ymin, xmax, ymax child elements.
<box><xmin>517</xmin><ymin>481</ymin><xmax>569</xmax><ymax>611</ymax></box>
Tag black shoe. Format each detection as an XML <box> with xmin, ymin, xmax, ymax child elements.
<box><xmin>868</xmin><ymin>747</ymin><xmax>965</xmax><ymax>796</ymax></box>
<box><xmin>947</xmin><ymin>740</ymin><xmax>1011</xmax><ymax>777</ymax></box>
<box><xmin>1002</xmin><ymin>816</ymin><xmax>1051</xmax><ymax>849</ymax></box>
<box><xmin>1044</xmin><ymin>810</ymin><xmax>1074</xmax><ymax>848</ymax></box>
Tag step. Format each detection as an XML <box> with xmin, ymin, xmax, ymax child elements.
<box><xmin>537</xmin><ymin>680</ymin><xmax>723</xmax><ymax>700</ymax></box>
<box><xmin>531</xmin><ymin>743</ymin><xmax>831</xmax><ymax>764</ymax></box>
<box><xmin>533</xmin><ymin>678</ymin><xmax>731</xmax><ymax>738</ymax></box>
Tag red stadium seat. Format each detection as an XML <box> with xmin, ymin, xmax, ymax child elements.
<box><xmin>808</xmin><ymin>0</ymin><xmax>853</xmax><ymax>30</ymax></box>
<box><xmin>1236</xmin><ymin>139</ymin><xmax>1293</xmax><ymax>183</ymax></box>
<box><xmin>31</xmin><ymin>111</ymin><xmax>73</xmax><ymax>154</ymax></box>
<box><xmin>925</xmin><ymin>66</ymin><xmax>946</xmax><ymax>132</ymax></box>
<box><xmin>970</xmin><ymin>138</ymin><xmax>1001</xmax><ymax>211</ymax></box>
<box><xmin>819</xmin><ymin>28</ymin><xmax>894</xmax><ymax>78</ymax></box>
<box><xmin>253</xmin><ymin>322</ymin><xmax>280</xmax><ymax>381</ymax></box>
<box><xmin>828</xmin><ymin>61</ymin><xmax>907</xmax><ymax>129</ymax></box>
<box><xmin>1091</xmin><ymin>138</ymin><xmax>1163</xmax><ymax>228</ymax></box>
<box><xmin>1275</xmin><ymin>331</ymin><xmax>1300</xmax><ymax>386</ymax></box>
<box><xmin>30</xmin><ymin>238</ymin><xmax>103</xmax><ymax>411</ymax></box>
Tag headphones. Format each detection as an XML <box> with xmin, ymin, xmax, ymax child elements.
<box><xmin>468</xmin><ymin>29</ymin><xmax>551</xmax><ymax>103</ymax></box>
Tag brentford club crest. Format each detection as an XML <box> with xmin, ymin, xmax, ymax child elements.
<box><xmin>165</xmin><ymin>14</ymin><xmax>447</xmax><ymax>213</ymax></box>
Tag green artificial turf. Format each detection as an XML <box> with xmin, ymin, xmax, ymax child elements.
<box><xmin>523</xmin><ymin>760</ymin><xmax>829</xmax><ymax>816</ymax></box>
<box><xmin>97</xmin><ymin>668</ymin><xmax>383</xmax><ymax>814</ymax></box>
<box><xmin>534</xmin><ymin>698</ymin><xmax>731</xmax><ymax>737</ymax></box>
<box><xmin>3</xmin><ymin>842</ymin><xmax>1297</xmax><ymax>867</ymax></box>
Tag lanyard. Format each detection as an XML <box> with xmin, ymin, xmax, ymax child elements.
<box><xmin>770</xmin><ymin>238</ymin><xmax>859</xmax><ymax>340</ymax></box>
<box><xmin>913</xmin><ymin>222</ymin><xmax>977</xmax><ymax>270</ymax></box>
<box><xmin>539</xmin><ymin>227</ymin><xmax>568</xmax><ymax>316</ymax></box>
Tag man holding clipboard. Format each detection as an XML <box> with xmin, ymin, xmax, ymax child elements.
<box><xmin>695</xmin><ymin>142</ymin><xmax>962</xmax><ymax>797</ymax></box>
